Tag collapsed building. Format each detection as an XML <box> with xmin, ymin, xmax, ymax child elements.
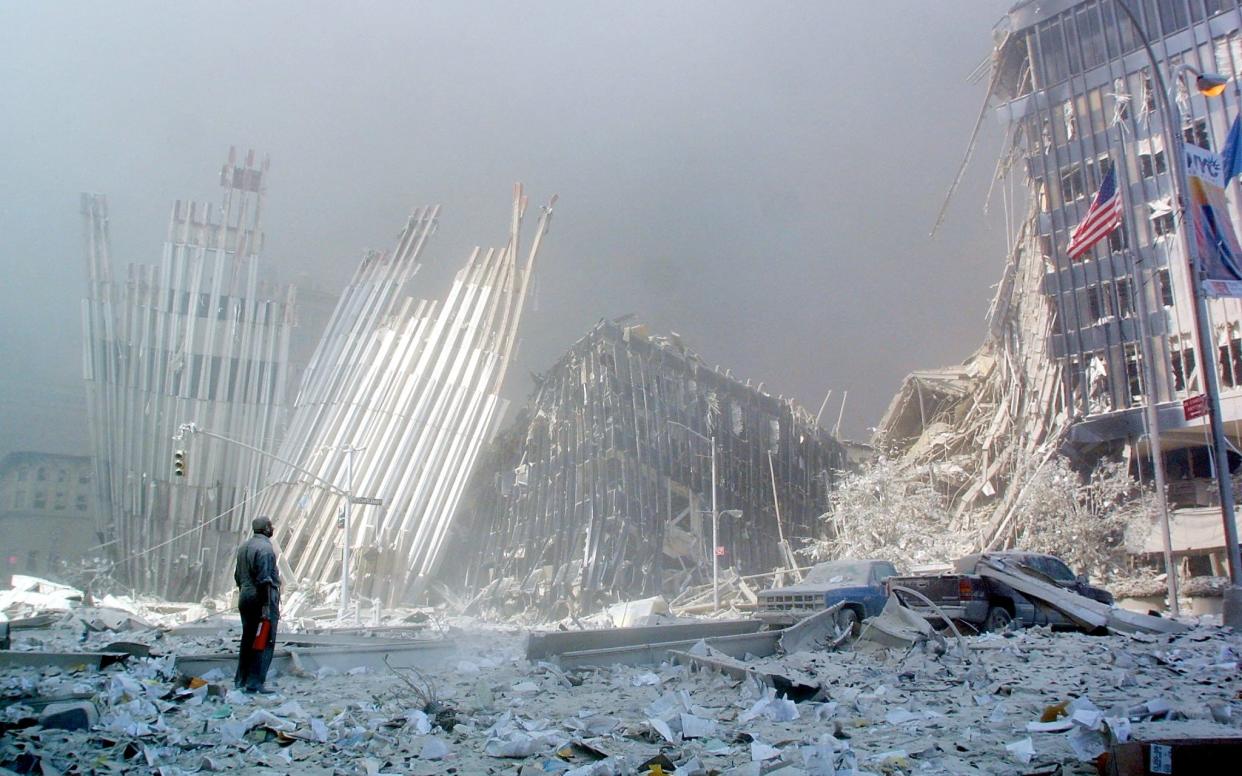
<box><xmin>81</xmin><ymin>151</ymin><xmax>295</xmax><ymax>600</ymax></box>
<box><xmin>444</xmin><ymin>321</ymin><xmax>850</xmax><ymax>616</ymax></box>
<box><xmin>876</xmin><ymin>1</ymin><xmax>1242</xmax><ymax>579</ymax></box>
<box><xmin>251</xmin><ymin>187</ymin><xmax>554</xmax><ymax>607</ymax></box>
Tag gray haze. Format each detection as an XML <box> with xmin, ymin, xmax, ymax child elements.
<box><xmin>0</xmin><ymin>0</ymin><xmax>1011</xmax><ymax>458</ymax></box>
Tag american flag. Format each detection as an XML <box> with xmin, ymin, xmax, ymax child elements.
<box><xmin>1067</xmin><ymin>165</ymin><xmax>1124</xmax><ymax>260</ymax></box>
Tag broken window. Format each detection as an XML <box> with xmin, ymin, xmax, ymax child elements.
<box><xmin>1086</xmin><ymin>352</ymin><xmax>1113</xmax><ymax>413</ymax></box>
<box><xmin>1115</xmin><ymin>277</ymin><xmax>1133</xmax><ymax>317</ymax></box>
<box><xmin>1124</xmin><ymin>343</ymin><xmax>1144</xmax><ymax>401</ymax></box>
<box><xmin>1152</xmin><ymin>212</ymin><xmax>1176</xmax><ymax>239</ymax></box>
<box><xmin>1138</xmin><ymin>147</ymin><xmax>1167</xmax><ymax>178</ymax></box>
<box><xmin>1034</xmin><ymin>178</ymin><xmax>1050</xmax><ymax>213</ymax></box>
<box><xmin>1110</xmin><ymin>79</ymin><xmax>1131</xmax><ymax>125</ymax></box>
<box><xmin>1142</xmin><ymin>73</ymin><xmax>1157</xmax><ymax>117</ymax></box>
<box><xmin>1157</xmin><ymin>268</ymin><xmax>1174</xmax><ymax>307</ymax></box>
<box><xmin>1087</xmin><ymin>285</ymin><xmax>1109</xmax><ymax>321</ymax></box>
<box><xmin>1219</xmin><ymin>334</ymin><xmax>1242</xmax><ymax>388</ymax></box>
<box><xmin>1183</xmin><ymin>118</ymin><xmax>1211</xmax><ymax>150</ymax></box>
<box><xmin>1172</xmin><ymin>344</ymin><xmax>1198</xmax><ymax>392</ymax></box>
<box><xmin>1061</xmin><ymin>164</ymin><xmax>1086</xmax><ymax>201</ymax></box>
<box><xmin>1108</xmin><ymin>226</ymin><xmax>1126</xmax><ymax>253</ymax></box>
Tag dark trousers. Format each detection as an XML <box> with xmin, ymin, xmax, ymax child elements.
<box><xmin>235</xmin><ymin>598</ymin><xmax>278</xmax><ymax>690</ymax></box>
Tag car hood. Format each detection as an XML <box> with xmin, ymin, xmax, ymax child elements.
<box><xmin>759</xmin><ymin>583</ymin><xmax>874</xmax><ymax>599</ymax></box>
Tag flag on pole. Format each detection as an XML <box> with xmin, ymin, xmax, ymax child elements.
<box><xmin>1067</xmin><ymin>165</ymin><xmax>1123</xmax><ymax>260</ymax></box>
<box><xmin>1221</xmin><ymin>114</ymin><xmax>1242</xmax><ymax>184</ymax></box>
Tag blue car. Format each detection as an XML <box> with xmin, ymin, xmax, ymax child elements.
<box><xmin>756</xmin><ymin>559</ymin><xmax>899</xmax><ymax>632</ymax></box>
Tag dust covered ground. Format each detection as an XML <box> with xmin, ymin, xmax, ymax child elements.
<box><xmin>2</xmin><ymin>582</ymin><xmax>1241</xmax><ymax>774</ymax></box>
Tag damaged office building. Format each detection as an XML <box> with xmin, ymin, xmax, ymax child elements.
<box><xmin>446</xmin><ymin>321</ymin><xmax>850</xmax><ymax>617</ymax></box>
<box><xmin>873</xmin><ymin>1</ymin><xmax>1242</xmax><ymax>581</ymax></box>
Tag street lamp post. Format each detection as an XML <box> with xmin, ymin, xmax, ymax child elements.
<box><xmin>1115</xmin><ymin>3</ymin><xmax>1242</xmax><ymax>617</ymax></box>
<box><xmin>175</xmin><ymin>423</ymin><xmax>382</xmax><ymax>622</ymax></box>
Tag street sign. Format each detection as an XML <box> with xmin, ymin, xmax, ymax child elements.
<box><xmin>350</xmin><ymin>496</ymin><xmax>384</xmax><ymax>506</ymax></box>
<box><xmin>1183</xmin><ymin>393</ymin><xmax>1209</xmax><ymax>421</ymax></box>
<box><xmin>715</xmin><ymin>546</ymin><xmax>726</xmax><ymax>557</ymax></box>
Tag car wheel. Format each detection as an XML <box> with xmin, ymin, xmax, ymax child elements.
<box><xmin>983</xmin><ymin>606</ymin><xmax>1013</xmax><ymax>633</ymax></box>
<box><xmin>836</xmin><ymin>608</ymin><xmax>859</xmax><ymax>638</ymax></box>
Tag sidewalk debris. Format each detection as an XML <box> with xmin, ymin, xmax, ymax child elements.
<box><xmin>2</xmin><ymin>573</ymin><xmax>1240</xmax><ymax>774</ymax></box>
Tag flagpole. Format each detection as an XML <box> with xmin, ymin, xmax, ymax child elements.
<box><xmin>1115</xmin><ymin>3</ymin><xmax>1242</xmax><ymax>622</ymax></box>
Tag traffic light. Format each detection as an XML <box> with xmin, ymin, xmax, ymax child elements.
<box><xmin>173</xmin><ymin>450</ymin><xmax>187</xmax><ymax>477</ymax></box>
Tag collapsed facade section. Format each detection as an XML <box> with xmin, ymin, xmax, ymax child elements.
<box><xmin>445</xmin><ymin>321</ymin><xmax>850</xmax><ymax>616</ymax></box>
<box><xmin>253</xmin><ymin>187</ymin><xmax>553</xmax><ymax>607</ymax></box>
<box><xmin>81</xmin><ymin>150</ymin><xmax>295</xmax><ymax>599</ymax></box>
<box><xmin>876</xmin><ymin>2</ymin><xmax>1242</xmax><ymax>575</ymax></box>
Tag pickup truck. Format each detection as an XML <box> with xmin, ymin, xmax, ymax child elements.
<box><xmin>756</xmin><ymin>558</ymin><xmax>898</xmax><ymax>633</ymax></box>
<box><xmin>886</xmin><ymin>551</ymin><xmax>1113</xmax><ymax>632</ymax></box>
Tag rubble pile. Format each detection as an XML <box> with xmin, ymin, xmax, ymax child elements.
<box><xmin>4</xmin><ymin>577</ymin><xmax>1241</xmax><ymax>774</ymax></box>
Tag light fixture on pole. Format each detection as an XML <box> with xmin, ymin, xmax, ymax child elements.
<box><xmin>1115</xmin><ymin>2</ymin><xmax>1242</xmax><ymax>624</ymax></box>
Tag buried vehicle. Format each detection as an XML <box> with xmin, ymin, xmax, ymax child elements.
<box><xmin>886</xmin><ymin>551</ymin><xmax>1114</xmax><ymax>632</ymax></box>
<box><xmin>756</xmin><ymin>559</ymin><xmax>898</xmax><ymax>632</ymax></box>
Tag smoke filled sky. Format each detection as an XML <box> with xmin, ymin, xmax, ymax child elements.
<box><xmin>1</xmin><ymin>0</ymin><xmax>1013</xmax><ymax>458</ymax></box>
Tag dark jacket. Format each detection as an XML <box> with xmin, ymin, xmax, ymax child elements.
<box><xmin>234</xmin><ymin>534</ymin><xmax>281</xmax><ymax>615</ymax></box>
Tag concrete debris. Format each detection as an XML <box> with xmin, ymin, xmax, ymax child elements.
<box><xmin>2</xmin><ymin>581</ymin><xmax>1241</xmax><ymax>775</ymax></box>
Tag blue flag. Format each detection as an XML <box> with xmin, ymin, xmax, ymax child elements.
<box><xmin>1221</xmin><ymin>114</ymin><xmax>1242</xmax><ymax>184</ymax></box>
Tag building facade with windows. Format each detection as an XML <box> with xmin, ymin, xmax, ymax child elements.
<box><xmin>992</xmin><ymin>0</ymin><xmax>1242</xmax><ymax>565</ymax></box>
<box><xmin>0</xmin><ymin>452</ymin><xmax>100</xmax><ymax>581</ymax></box>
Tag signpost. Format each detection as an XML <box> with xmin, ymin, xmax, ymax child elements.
<box><xmin>1183</xmin><ymin>394</ymin><xmax>1209</xmax><ymax>422</ymax></box>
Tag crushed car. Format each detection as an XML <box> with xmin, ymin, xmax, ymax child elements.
<box><xmin>756</xmin><ymin>558</ymin><xmax>898</xmax><ymax>633</ymax></box>
<box><xmin>885</xmin><ymin>551</ymin><xmax>1113</xmax><ymax>632</ymax></box>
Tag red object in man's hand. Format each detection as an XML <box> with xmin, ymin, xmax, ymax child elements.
<box><xmin>253</xmin><ymin>618</ymin><xmax>271</xmax><ymax>650</ymax></box>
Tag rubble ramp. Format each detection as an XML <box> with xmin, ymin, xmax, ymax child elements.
<box><xmin>976</xmin><ymin>556</ymin><xmax>1186</xmax><ymax>635</ymax></box>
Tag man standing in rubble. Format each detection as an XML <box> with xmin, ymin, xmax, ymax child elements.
<box><xmin>234</xmin><ymin>515</ymin><xmax>280</xmax><ymax>693</ymax></box>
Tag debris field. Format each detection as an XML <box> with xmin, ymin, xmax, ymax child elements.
<box><xmin>2</xmin><ymin>577</ymin><xmax>1241</xmax><ymax>775</ymax></box>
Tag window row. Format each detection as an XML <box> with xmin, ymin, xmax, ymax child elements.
<box><xmin>8</xmin><ymin>490</ymin><xmax>90</xmax><ymax>512</ymax></box>
<box><xmin>1030</xmin><ymin>0</ymin><xmax>1233</xmax><ymax>89</ymax></box>
<box><xmin>14</xmin><ymin>467</ymin><xmax>91</xmax><ymax>484</ymax></box>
